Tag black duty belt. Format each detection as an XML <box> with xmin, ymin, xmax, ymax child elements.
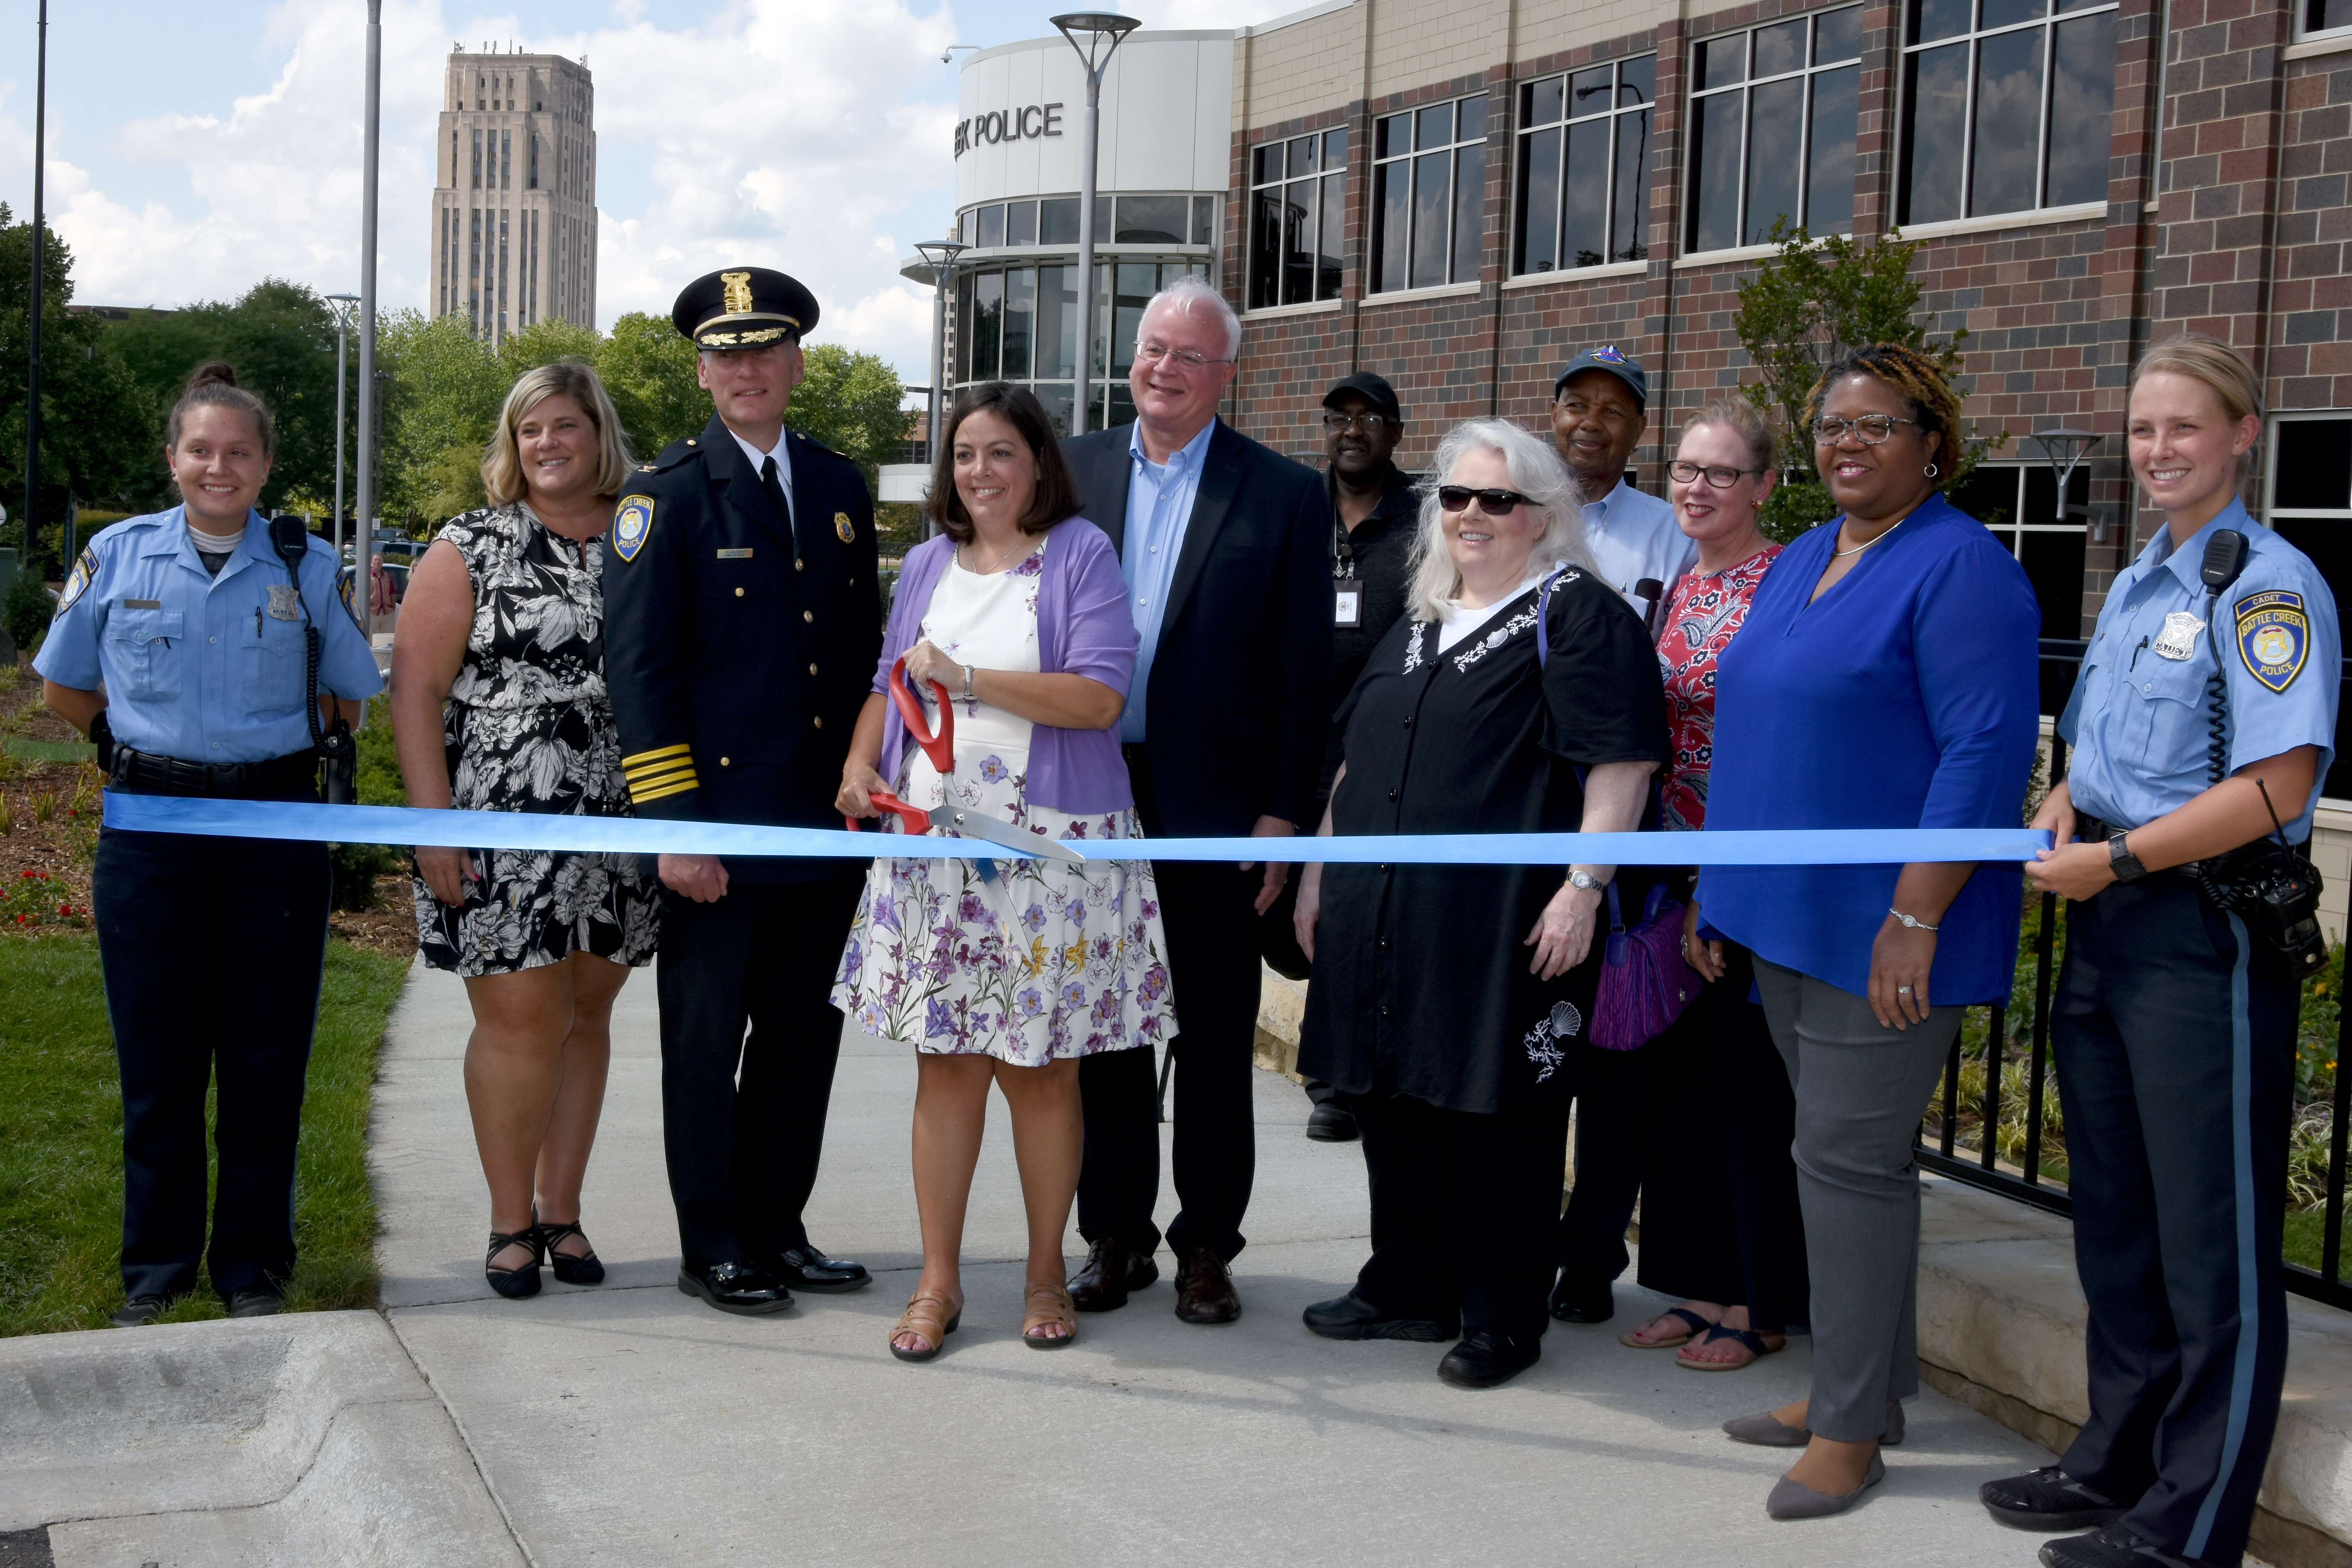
<box><xmin>110</xmin><ymin>746</ymin><xmax>320</xmax><ymax>800</ymax></box>
<box><xmin>2076</xmin><ymin>812</ymin><xmax>2305</xmax><ymax>877</ymax></box>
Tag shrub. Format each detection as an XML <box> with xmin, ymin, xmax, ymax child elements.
<box><xmin>3</xmin><ymin>567</ymin><xmax>52</xmax><ymax>655</ymax></box>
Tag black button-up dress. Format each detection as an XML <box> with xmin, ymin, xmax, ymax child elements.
<box><xmin>1297</xmin><ymin>565</ymin><xmax>1669</xmax><ymax>1116</ymax></box>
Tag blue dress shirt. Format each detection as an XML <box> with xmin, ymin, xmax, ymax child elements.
<box><xmin>35</xmin><ymin>507</ymin><xmax>384</xmax><ymax>763</ymax></box>
<box><xmin>1583</xmin><ymin>477</ymin><xmax>1698</xmax><ymax>611</ymax></box>
<box><xmin>2058</xmin><ymin>497</ymin><xmax>2340</xmax><ymax>842</ymax></box>
<box><xmin>1696</xmin><ymin>492</ymin><xmax>2042</xmax><ymax>1003</ymax></box>
<box><xmin>1119</xmin><ymin>417</ymin><xmax>1217</xmax><ymax>743</ymax></box>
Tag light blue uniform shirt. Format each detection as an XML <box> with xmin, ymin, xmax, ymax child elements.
<box><xmin>1118</xmin><ymin>417</ymin><xmax>1216</xmax><ymax>744</ymax></box>
<box><xmin>2058</xmin><ymin>497</ymin><xmax>2340</xmax><ymax>842</ymax></box>
<box><xmin>1582</xmin><ymin>478</ymin><xmax>1697</xmax><ymax>612</ymax></box>
<box><xmin>34</xmin><ymin>506</ymin><xmax>384</xmax><ymax>764</ymax></box>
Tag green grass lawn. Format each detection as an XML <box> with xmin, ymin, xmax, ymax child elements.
<box><xmin>0</xmin><ymin>932</ymin><xmax>410</xmax><ymax>1336</ymax></box>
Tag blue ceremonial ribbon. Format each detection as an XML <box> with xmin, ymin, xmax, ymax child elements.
<box><xmin>101</xmin><ymin>793</ymin><xmax>2054</xmax><ymax>866</ymax></box>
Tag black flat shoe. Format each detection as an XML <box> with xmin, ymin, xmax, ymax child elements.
<box><xmin>1548</xmin><ymin>1273</ymin><xmax>1614</xmax><ymax>1324</ymax></box>
<box><xmin>2038</xmin><ymin>1525</ymin><xmax>2205</xmax><ymax>1568</ymax></box>
<box><xmin>1306</xmin><ymin>1101</ymin><xmax>1359</xmax><ymax>1142</ymax></box>
<box><xmin>1438</xmin><ymin>1329</ymin><xmax>1541</xmax><ymax>1388</ymax></box>
<box><xmin>109</xmin><ymin>1294</ymin><xmax>168</xmax><ymax>1328</ymax></box>
<box><xmin>534</xmin><ymin>1218</ymin><xmax>604</xmax><ymax>1286</ymax></box>
<box><xmin>1982</xmin><ymin>1466</ymin><xmax>2128</xmax><ymax>1532</ymax></box>
<box><xmin>486</xmin><ymin>1229</ymin><xmax>542</xmax><ymax>1299</ymax></box>
<box><xmin>767</xmin><ymin>1244</ymin><xmax>869</xmax><ymax>1294</ymax></box>
<box><xmin>225</xmin><ymin>1288</ymin><xmax>285</xmax><ymax>1318</ymax></box>
<box><xmin>678</xmin><ymin>1260</ymin><xmax>793</xmax><ymax>1315</ymax></box>
<box><xmin>1302</xmin><ymin>1292</ymin><xmax>1457</xmax><ymax>1342</ymax></box>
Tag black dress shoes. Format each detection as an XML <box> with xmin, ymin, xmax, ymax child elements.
<box><xmin>1068</xmin><ymin>1237</ymin><xmax>1158</xmax><ymax>1312</ymax></box>
<box><xmin>109</xmin><ymin>1295</ymin><xmax>167</xmax><ymax>1328</ymax></box>
<box><xmin>1548</xmin><ymin>1273</ymin><xmax>1614</xmax><ymax>1323</ymax></box>
<box><xmin>677</xmin><ymin>1260</ymin><xmax>794</xmax><ymax>1315</ymax></box>
<box><xmin>766</xmin><ymin>1245</ymin><xmax>871</xmax><ymax>1294</ymax></box>
<box><xmin>1173</xmin><ymin>1246</ymin><xmax>1241</xmax><ymax>1324</ymax></box>
<box><xmin>225</xmin><ymin>1288</ymin><xmax>285</xmax><ymax>1318</ymax></box>
<box><xmin>2037</xmin><ymin>1525</ymin><xmax>2205</xmax><ymax>1568</ymax></box>
<box><xmin>1438</xmin><ymin>1329</ymin><xmax>1542</xmax><ymax>1388</ymax></box>
<box><xmin>1980</xmin><ymin>1467</ymin><xmax>2129</xmax><ymax>1532</ymax></box>
<box><xmin>1306</xmin><ymin>1101</ymin><xmax>1359</xmax><ymax>1142</ymax></box>
<box><xmin>1302</xmin><ymin>1292</ymin><xmax>1457</xmax><ymax>1342</ymax></box>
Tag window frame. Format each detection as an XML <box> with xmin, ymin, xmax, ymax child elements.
<box><xmin>1246</xmin><ymin>126</ymin><xmax>1350</xmax><ymax>311</ymax></box>
<box><xmin>1370</xmin><ymin>93</ymin><xmax>1491</xmax><ymax>295</ymax></box>
<box><xmin>1510</xmin><ymin>55</ymin><xmax>1657</xmax><ymax>278</ymax></box>
<box><xmin>2267</xmin><ymin>411</ymin><xmax>2352</xmax><ymax>522</ymax></box>
<box><xmin>1896</xmin><ymin>0</ymin><xmax>2122</xmax><ymax>228</ymax></box>
<box><xmin>2300</xmin><ymin>0</ymin><xmax>2352</xmax><ymax>40</ymax></box>
<box><xmin>1684</xmin><ymin>9</ymin><xmax>1864</xmax><ymax>256</ymax></box>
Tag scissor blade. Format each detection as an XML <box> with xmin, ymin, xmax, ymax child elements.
<box><xmin>944</xmin><ymin>808</ymin><xmax>1086</xmax><ymax>863</ymax></box>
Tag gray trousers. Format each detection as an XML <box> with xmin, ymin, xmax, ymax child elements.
<box><xmin>1755</xmin><ymin>958</ymin><xmax>1960</xmax><ymax>1443</ymax></box>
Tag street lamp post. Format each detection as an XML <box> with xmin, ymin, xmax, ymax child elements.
<box><xmin>356</xmin><ymin>1</ymin><xmax>384</xmax><ymax>546</ymax></box>
<box><xmin>912</xmin><ymin>240</ymin><xmax>969</xmax><ymax>488</ymax></box>
<box><xmin>23</xmin><ymin>0</ymin><xmax>49</xmax><ymax>557</ymax></box>
<box><xmin>326</xmin><ymin>294</ymin><xmax>359</xmax><ymax>565</ymax></box>
<box><xmin>1052</xmin><ymin>13</ymin><xmax>1140</xmax><ymax>437</ymax></box>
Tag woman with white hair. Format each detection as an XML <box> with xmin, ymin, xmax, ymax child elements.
<box><xmin>1291</xmin><ymin>417</ymin><xmax>1669</xmax><ymax>1389</ymax></box>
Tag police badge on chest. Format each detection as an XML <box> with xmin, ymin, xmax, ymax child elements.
<box><xmin>267</xmin><ymin>584</ymin><xmax>302</xmax><ymax>621</ymax></box>
<box><xmin>2151</xmin><ymin>610</ymin><xmax>2203</xmax><ymax>661</ymax></box>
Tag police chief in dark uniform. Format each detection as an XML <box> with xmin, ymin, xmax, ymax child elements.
<box><xmin>601</xmin><ymin>268</ymin><xmax>881</xmax><ymax>1315</ymax></box>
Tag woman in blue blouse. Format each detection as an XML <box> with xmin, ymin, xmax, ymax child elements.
<box><xmin>1697</xmin><ymin>343</ymin><xmax>2040</xmax><ymax>1520</ymax></box>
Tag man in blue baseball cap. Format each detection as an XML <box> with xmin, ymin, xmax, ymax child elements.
<box><xmin>1551</xmin><ymin>345</ymin><xmax>1695</xmax><ymax>625</ymax></box>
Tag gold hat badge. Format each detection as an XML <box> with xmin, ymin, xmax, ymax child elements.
<box><xmin>721</xmin><ymin>271</ymin><xmax>754</xmax><ymax>315</ymax></box>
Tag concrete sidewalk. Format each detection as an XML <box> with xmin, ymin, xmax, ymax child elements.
<box><xmin>365</xmin><ymin>958</ymin><xmax>2068</xmax><ymax>1567</ymax></box>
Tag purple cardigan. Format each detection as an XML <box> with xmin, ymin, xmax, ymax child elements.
<box><xmin>872</xmin><ymin>517</ymin><xmax>1139</xmax><ymax>814</ymax></box>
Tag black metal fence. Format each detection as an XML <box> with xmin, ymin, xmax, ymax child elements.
<box><xmin>1915</xmin><ymin>640</ymin><xmax>2352</xmax><ymax>1312</ymax></box>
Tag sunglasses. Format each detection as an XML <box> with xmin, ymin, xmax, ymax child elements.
<box><xmin>1437</xmin><ymin>485</ymin><xmax>1537</xmax><ymax>514</ymax></box>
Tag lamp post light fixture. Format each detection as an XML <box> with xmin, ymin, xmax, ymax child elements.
<box><xmin>2034</xmin><ymin>426</ymin><xmax>2102</xmax><ymax>541</ymax></box>
<box><xmin>325</xmin><ymin>293</ymin><xmax>359</xmax><ymax>565</ymax></box>
<box><xmin>1051</xmin><ymin>11</ymin><xmax>1140</xmax><ymax>437</ymax></box>
<box><xmin>912</xmin><ymin>239</ymin><xmax>970</xmax><ymax>501</ymax></box>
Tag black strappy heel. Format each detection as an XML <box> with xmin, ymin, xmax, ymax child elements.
<box><xmin>534</xmin><ymin>1218</ymin><xmax>605</xmax><ymax>1286</ymax></box>
<box><xmin>485</xmin><ymin>1228</ymin><xmax>542</xmax><ymax>1299</ymax></box>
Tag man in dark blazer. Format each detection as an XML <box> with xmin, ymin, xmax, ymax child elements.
<box><xmin>603</xmin><ymin>267</ymin><xmax>881</xmax><ymax>1315</ymax></box>
<box><xmin>1059</xmin><ymin>276</ymin><xmax>1331</xmax><ymax>1325</ymax></box>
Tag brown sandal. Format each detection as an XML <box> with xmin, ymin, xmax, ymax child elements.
<box><xmin>889</xmin><ymin>1290</ymin><xmax>962</xmax><ymax>1363</ymax></box>
<box><xmin>1022</xmin><ymin>1281</ymin><xmax>1077</xmax><ymax>1350</ymax></box>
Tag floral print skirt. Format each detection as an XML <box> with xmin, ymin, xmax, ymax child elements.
<box><xmin>830</xmin><ymin>747</ymin><xmax>1174</xmax><ymax>1065</ymax></box>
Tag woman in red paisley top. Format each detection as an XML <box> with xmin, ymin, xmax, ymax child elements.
<box><xmin>1613</xmin><ymin>399</ymin><xmax>1812</xmax><ymax>1373</ymax></box>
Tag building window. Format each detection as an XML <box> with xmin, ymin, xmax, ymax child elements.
<box><xmin>529</xmin><ymin>134</ymin><xmax>539</xmax><ymax>190</ymax></box>
<box><xmin>1514</xmin><ymin>55</ymin><xmax>1654</xmax><ymax>275</ymax></box>
<box><xmin>500</xmin><ymin>130</ymin><xmax>512</xmax><ymax>191</ymax></box>
<box><xmin>1950</xmin><ymin>460</ymin><xmax>2091</xmax><ymax>710</ymax></box>
<box><xmin>1248</xmin><ymin>128</ymin><xmax>1347</xmax><ymax>309</ymax></box>
<box><xmin>471</xmin><ymin>128</ymin><xmax>482</xmax><ymax>188</ymax></box>
<box><xmin>2269</xmin><ymin>414</ymin><xmax>2352</xmax><ymax>795</ymax></box>
<box><xmin>1373</xmin><ymin>96</ymin><xmax>1487</xmax><ymax>293</ymax></box>
<box><xmin>956</xmin><ymin>196</ymin><xmax>1212</xmax><ymax>250</ymax></box>
<box><xmin>1686</xmin><ymin>10</ymin><xmax>1862</xmax><ymax>254</ymax></box>
<box><xmin>2305</xmin><ymin>0</ymin><xmax>2352</xmax><ymax>35</ymax></box>
<box><xmin>1899</xmin><ymin>0</ymin><xmax>2119</xmax><ymax>226</ymax></box>
<box><xmin>955</xmin><ymin>257</ymin><xmax>1205</xmax><ymax>434</ymax></box>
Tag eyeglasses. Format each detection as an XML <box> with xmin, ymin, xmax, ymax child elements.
<box><xmin>1135</xmin><ymin>341</ymin><xmax>1234</xmax><ymax>372</ymax></box>
<box><xmin>1322</xmin><ymin>411</ymin><xmax>1394</xmax><ymax>433</ymax></box>
<box><xmin>1667</xmin><ymin>460</ymin><xmax>1764</xmax><ymax>488</ymax></box>
<box><xmin>1437</xmin><ymin>485</ymin><xmax>1537</xmax><ymax>514</ymax></box>
<box><xmin>1811</xmin><ymin>414</ymin><xmax>1919</xmax><ymax>446</ymax></box>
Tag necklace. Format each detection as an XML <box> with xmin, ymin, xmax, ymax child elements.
<box><xmin>965</xmin><ymin>535</ymin><xmax>1027</xmax><ymax>574</ymax></box>
<box><xmin>1830</xmin><ymin>512</ymin><xmax>1912</xmax><ymax>558</ymax></box>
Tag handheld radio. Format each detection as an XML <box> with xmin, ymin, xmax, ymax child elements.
<box><xmin>269</xmin><ymin>517</ymin><xmax>357</xmax><ymax>805</ymax></box>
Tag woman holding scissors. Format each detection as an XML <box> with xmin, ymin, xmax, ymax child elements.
<box><xmin>833</xmin><ymin>382</ymin><xmax>1174</xmax><ymax>1362</ymax></box>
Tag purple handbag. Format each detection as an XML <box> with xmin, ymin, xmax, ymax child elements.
<box><xmin>1589</xmin><ymin>880</ymin><xmax>1698</xmax><ymax>1050</ymax></box>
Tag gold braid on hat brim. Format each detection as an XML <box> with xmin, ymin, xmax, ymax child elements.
<box><xmin>692</xmin><ymin>315</ymin><xmax>801</xmax><ymax>349</ymax></box>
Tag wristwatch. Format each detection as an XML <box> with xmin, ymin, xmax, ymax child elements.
<box><xmin>1567</xmin><ymin>869</ymin><xmax>1603</xmax><ymax>892</ymax></box>
<box><xmin>2107</xmin><ymin>832</ymin><xmax>2148</xmax><ymax>884</ymax></box>
<box><xmin>962</xmin><ymin>664</ymin><xmax>977</xmax><ymax>704</ymax></box>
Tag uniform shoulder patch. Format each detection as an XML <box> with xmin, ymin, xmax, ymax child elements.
<box><xmin>613</xmin><ymin>494</ymin><xmax>657</xmax><ymax>562</ymax></box>
<box><xmin>336</xmin><ymin>565</ymin><xmax>367</xmax><ymax>632</ymax></box>
<box><xmin>53</xmin><ymin>546</ymin><xmax>98</xmax><ymax>616</ymax></box>
<box><xmin>2235</xmin><ymin>588</ymin><xmax>2310</xmax><ymax>693</ymax></box>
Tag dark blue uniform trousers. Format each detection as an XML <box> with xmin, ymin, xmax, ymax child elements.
<box><xmin>94</xmin><ymin>822</ymin><xmax>330</xmax><ymax>1301</ymax></box>
<box><xmin>2054</xmin><ymin>874</ymin><xmax>2296</xmax><ymax>1567</ymax></box>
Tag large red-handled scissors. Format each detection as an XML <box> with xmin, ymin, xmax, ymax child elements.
<box><xmin>843</xmin><ymin>654</ymin><xmax>1083</xmax><ymax>866</ymax></box>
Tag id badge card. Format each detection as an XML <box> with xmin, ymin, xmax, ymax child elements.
<box><xmin>1333</xmin><ymin>581</ymin><xmax>1362</xmax><ymax>628</ymax></box>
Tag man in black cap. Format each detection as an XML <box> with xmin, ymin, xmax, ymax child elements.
<box><xmin>1291</xmin><ymin>371</ymin><xmax>1417</xmax><ymax>1142</ymax></box>
<box><xmin>602</xmin><ymin>266</ymin><xmax>881</xmax><ymax>1315</ymax></box>
<box><xmin>1549</xmin><ymin>345</ymin><xmax>1694</xmax><ymax>628</ymax></box>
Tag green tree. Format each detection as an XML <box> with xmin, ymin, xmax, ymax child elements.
<box><xmin>788</xmin><ymin>342</ymin><xmax>907</xmax><ymax>485</ymax></box>
<box><xmin>1732</xmin><ymin>220</ymin><xmax>2006</xmax><ymax>541</ymax></box>
<box><xmin>0</xmin><ymin>204</ymin><xmax>156</xmax><ymax>564</ymax></box>
<box><xmin>375</xmin><ymin>309</ymin><xmax>505</xmax><ymax>529</ymax></box>
<box><xmin>592</xmin><ymin>311</ymin><xmax>705</xmax><ymax>457</ymax></box>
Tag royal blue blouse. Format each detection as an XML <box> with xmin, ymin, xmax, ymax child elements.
<box><xmin>1695</xmin><ymin>492</ymin><xmax>2041</xmax><ymax>1004</ymax></box>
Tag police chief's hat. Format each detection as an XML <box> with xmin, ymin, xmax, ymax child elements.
<box><xmin>672</xmin><ymin>267</ymin><xmax>819</xmax><ymax>350</ymax></box>
<box><xmin>1552</xmin><ymin>344</ymin><xmax>1648</xmax><ymax>408</ymax></box>
<box><xmin>1322</xmin><ymin>371</ymin><xmax>1403</xmax><ymax>424</ymax></box>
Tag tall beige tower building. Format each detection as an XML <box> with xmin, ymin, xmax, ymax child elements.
<box><xmin>429</xmin><ymin>47</ymin><xmax>596</xmax><ymax>345</ymax></box>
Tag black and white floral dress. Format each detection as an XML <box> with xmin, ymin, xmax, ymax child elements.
<box><xmin>412</xmin><ymin>503</ymin><xmax>660</xmax><ymax>976</ymax></box>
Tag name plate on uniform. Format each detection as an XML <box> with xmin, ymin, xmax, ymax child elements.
<box><xmin>716</xmin><ymin>548</ymin><xmax>753</xmax><ymax>559</ymax></box>
<box><xmin>1334</xmin><ymin>583</ymin><xmax>1362</xmax><ymax>628</ymax></box>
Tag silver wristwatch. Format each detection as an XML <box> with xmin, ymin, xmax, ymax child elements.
<box><xmin>1568</xmin><ymin>869</ymin><xmax>1603</xmax><ymax>892</ymax></box>
<box><xmin>962</xmin><ymin>664</ymin><xmax>977</xmax><ymax>704</ymax></box>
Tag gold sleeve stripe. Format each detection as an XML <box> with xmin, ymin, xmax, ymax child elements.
<box><xmin>622</xmin><ymin>743</ymin><xmax>692</xmax><ymax>771</ymax></box>
<box><xmin>627</xmin><ymin>763</ymin><xmax>698</xmax><ymax>791</ymax></box>
<box><xmin>629</xmin><ymin>775</ymin><xmax>701</xmax><ymax>804</ymax></box>
<box><xmin>625</xmin><ymin>755</ymin><xmax>695</xmax><ymax>780</ymax></box>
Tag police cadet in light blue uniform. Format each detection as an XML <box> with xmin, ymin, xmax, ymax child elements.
<box><xmin>35</xmin><ymin>362</ymin><xmax>382</xmax><ymax>1328</ymax></box>
<box><xmin>1980</xmin><ymin>338</ymin><xmax>2341</xmax><ymax>1568</ymax></box>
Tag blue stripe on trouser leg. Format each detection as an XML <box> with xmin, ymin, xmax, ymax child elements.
<box><xmin>2054</xmin><ymin>877</ymin><xmax>2292</xmax><ymax>1567</ymax></box>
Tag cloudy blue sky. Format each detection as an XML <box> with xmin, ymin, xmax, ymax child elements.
<box><xmin>0</xmin><ymin>0</ymin><xmax>1288</xmax><ymax>383</ymax></box>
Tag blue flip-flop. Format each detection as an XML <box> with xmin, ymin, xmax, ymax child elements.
<box><xmin>1676</xmin><ymin>1321</ymin><xmax>1785</xmax><ymax>1370</ymax></box>
<box><xmin>1619</xmin><ymin>1305</ymin><xmax>1717</xmax><ymax>1349</ymax></box>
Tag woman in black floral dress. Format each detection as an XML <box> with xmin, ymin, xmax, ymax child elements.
<box><xmin>391</xmin><ymin>361</ymin><xmax>660</xmax><ymax>1299</ymax></box>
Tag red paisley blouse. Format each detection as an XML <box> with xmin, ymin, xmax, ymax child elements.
<box><xmin>1656</xmin><ymin>545</ymin><xmax>1781</xmax><ymax>832</ymax></box>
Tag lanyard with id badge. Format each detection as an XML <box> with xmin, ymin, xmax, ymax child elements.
<box><xmin>1333</xmin><ymin>509</ymin><xmax>1363</xmax><ymax>628</ymax></box>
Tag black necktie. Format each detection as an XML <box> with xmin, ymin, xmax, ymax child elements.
<box><xmin>761</xmin><ymin>453</ymin><xmax>797</xmax><ymax>549</ymax></box>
